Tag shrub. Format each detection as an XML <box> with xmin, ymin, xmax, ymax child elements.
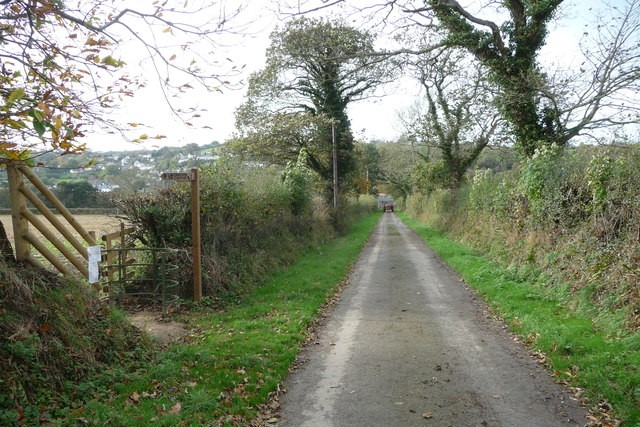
<box><xmin>282</xmin><ymin>148</ymin><xmax>314</xmax><ymax>216</ymax></box>
<box><xmin>412</xmin><ymin>160</ymin><xmax>453</xmax><ymax>194</ymax></box>
<box><xmin>116</xmin><ymin>159</ymin><xmax>332</xmax><ymax>299</ymax></box>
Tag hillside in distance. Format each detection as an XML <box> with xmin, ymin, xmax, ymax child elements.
<box><xmin>0</xmin><ymin>142</ymin><xmax>222</xmax><ymax>195</ymax></box>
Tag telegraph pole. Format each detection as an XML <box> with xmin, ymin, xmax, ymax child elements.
<box><xmin>332</xmin><ymin>124</ymin><xmax>338</xmax><ymax>211</ymax></box>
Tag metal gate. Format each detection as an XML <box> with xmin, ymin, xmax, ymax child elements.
<box><xmin>100</xmin><ymin>247</ymin><xmax>181</xmax><ymax>316</ymax></box>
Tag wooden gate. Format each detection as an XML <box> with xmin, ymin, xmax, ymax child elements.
<box><xmin>4</xmin><ymin>162</ymin><xmax>183</xmax><ymax>307</ymax></box>
<box><xmin>6</xmin><ymin>162</ymin><xmax>98</xmax><ymax>279</ymax></box>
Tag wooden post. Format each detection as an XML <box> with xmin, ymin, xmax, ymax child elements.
<box><xmin>119</xmin><ymin>222</ymin><xmax>126</xmax><ymax>274</ymax></box>
<box><xmin>7</xmin><ymin>164</ymin><xmax>30</xmax><ymax>263</ymax></box>
<box><xmin>191</xmin><ymin>168</ymin><xmax>202</xmax><ymax>302</ymax></box>
<box><xmin>102</xmin><ymin>228</ymin><xmax>115</xmax><ymax>292</ymax></box>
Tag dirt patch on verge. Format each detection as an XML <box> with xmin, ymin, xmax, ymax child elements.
<box><xmin>128</xmin><ymin>311</ymin><xmax>188</xmax><ymax>344</ymax></box>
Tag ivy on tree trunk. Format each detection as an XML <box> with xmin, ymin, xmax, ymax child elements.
<box><xmin>428</xmin><ymin>0</ymin><xmax>565</xmax><ymax>157</ymax></box>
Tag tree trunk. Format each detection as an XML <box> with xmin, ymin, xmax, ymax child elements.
<box><xmin>0</xmin><ymin>220</ymin><xmax>16</xmax><ymax>263</ymax></box>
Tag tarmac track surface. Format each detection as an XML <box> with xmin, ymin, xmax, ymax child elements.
<box><xmin>277</xmin><ymin>213</ymin><xmax>587</xmax><ymax>427</ymax></box>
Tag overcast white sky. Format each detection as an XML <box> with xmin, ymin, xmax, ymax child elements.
<box><xmin>88</xmin><ymin>0</ymin><xmax>619</xmax><ymax>152</ymax></box>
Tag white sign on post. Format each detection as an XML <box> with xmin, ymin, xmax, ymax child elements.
<box><xmin>87</xmin><ymin>245</ymin><xmax>101</xmax><ymax>283</ymax></box>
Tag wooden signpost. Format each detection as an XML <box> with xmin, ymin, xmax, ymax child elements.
<box><xmin>161</xmin><ymin>168</ymin><xmax>202</xmax><ymax>302</ymax></box>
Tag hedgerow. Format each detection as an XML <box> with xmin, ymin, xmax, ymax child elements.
<box><xmin>407</xmin><ymin>144</ymin><xmax>640</xmax><ymax>332</ymax></box>
<box><xmin>115</xmin><ymin>158</ymin><xmax>375</xmax><ymax>300</ymax></box>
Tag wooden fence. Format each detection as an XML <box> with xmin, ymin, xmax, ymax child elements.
<box><xmin>6</xmin><ymin>162</ymin><xmax>99</xmax><ymax>279</ymax></box>
<box><xmin>4</xmin><ymin>163</ymin><xmax>191</xmax><ymax>305</ymax></box>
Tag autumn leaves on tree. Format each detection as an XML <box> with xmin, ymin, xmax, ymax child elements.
<box><xmin>0</xmin><ymin>0</ymin><xmax>244</xmax><ymax>160</ymax></box>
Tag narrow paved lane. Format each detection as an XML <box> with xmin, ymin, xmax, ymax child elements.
<box><xmin>278</xmin><ymin>213</ymin><xmax>586</xmax><ymax>427</ymax></box>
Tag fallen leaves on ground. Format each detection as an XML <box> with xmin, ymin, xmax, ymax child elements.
<box><xmin>128</xmin><ymin>392</ymin><xmax>141</xmax><ymax>405</ymax></box>
<box><xmin>584</xmin><ymin>400</ymin><xmax>621</xmax><ymax>427</ymax></box>
<box><xmin>156</xmin><ymin>402</ymin><xmax>182</xmax><ymax>415</ymax></box>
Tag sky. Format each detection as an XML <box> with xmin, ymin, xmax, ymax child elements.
<box><xmin>86</xmin><ymin>0</ymin><xmax>622</xmax><ymax>152</ymax></box>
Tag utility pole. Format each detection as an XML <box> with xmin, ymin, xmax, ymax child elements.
<box><xmin>332</xmin><ymin>124</ymin><xmax>338</xmax><ymax>211</ymax></box>
<box><xmin>366</xmin><ymin>168</ymin><xmax>369</xmax><ymax>195</ymax></box>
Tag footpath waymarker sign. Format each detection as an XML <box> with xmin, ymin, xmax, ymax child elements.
<box><xmin>161</xmin><ymin>168</ymin><xmax>202</xmax><ymax>302</ymax></box>
<box><xmin>87</xmin><ymin>245</ymin><xmax>101</xmax><ymax>284</ymax></box>
<box><xmin>160</xmin><ymin>172</ymin><xmax>193</xmax><ymax>182</ymax></box>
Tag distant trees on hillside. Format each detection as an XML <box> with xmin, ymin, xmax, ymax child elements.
<box><xmin>53</xmin><ymin>181</ymin><xmax>107</xmax><ymax>209</ymax></box>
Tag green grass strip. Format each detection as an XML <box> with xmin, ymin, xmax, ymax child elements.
<box><xmin>68</xmin><ymin>212</ymin><xmax>381</xmax><ymax>426</ymax></box>
<box><xmin>399</xmin><ymin>212</ymin><xmax>640</xmax><ymax>425</ymax></box>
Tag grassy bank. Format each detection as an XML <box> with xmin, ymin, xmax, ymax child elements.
<box><xmin>63</xmin><ymin>212</ymin><xmax>380</xmax><ymax>426</ymax></box>
<box><xmin>399</xmin><ymin>212</ymin><xmax>640</xmax><ymax>426</ymax></box>
<box><xmin>0</xmin><ymin>264</ymin><xmax>154</xmax><ymax>426</ymax></box>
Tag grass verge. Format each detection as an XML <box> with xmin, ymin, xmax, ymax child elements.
<box><xmin>65</xmin><ymin>212</ymin><xmax>381</xmax><ymax>426</ymax></box>
<box><xmin>399</xmin><ymin>212</ymin><xmax>640</xmax><ymax>426</ymax></box>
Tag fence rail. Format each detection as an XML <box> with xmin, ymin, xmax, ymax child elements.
<box><xmin>100</xmin><ymin>223</ymin><xmax>135</xmax><ymax>296</ymax></box>
<box><xmin>7</xmin><ymin>162</ymin><xmax>98</xmax><ymax>278</ymax></box>
<box><xmin>4</xmin><ymin>162</ymin><xmax>184</xmax><ymax>311</ymax></box>
<box><xmin>0</xmin><ymin>208</ymin><xmax>120</xmax><ymax>215</ymax></box>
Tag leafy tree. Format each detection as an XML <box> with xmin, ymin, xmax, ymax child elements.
<box><xmin>414</xmin><ymin>0</ymin><xmax>561</xmax><ymax>157</ymax></box>
<box><xmin>232</xmin><ymin>17</ymin><xmax>392</xmax><ymax>200</ymax></box>
<box><xmin>282</xmin><ymin>148</ymin><xmax>314</xmax><ymax>215</ymax></box>
<box><xmin>376</xmin><ymin>139</ymin><xmax>424</xmax><ymax>201</ymax></box>
<box><xmin>476</xmin><ymin>147</ymin><xmax>519</xmax><ymax>173</ymax></box>
<box><xmin>182</xmin><ymin>143</ymin><xmax>200</xmax><ymax>156</ymax></box>
<box><xmin>283</xmin><ymin>1</ymin><xmax>640</xmax><ymax>157</ymax></box>
<box><xmin>229</xmin><ymin>107</ymin><xmax>333</xmax><ymax>171</ymax></box>
<box><xmin>401</xmin><ymin>0</ymin><xmax>640</xmax><ymax>156</ymax></box>
<box><xmin>107</xmin><ymin>167</ymin><xmax>147</xmax><ymax>192</ymax></box>
<box><xmin>403</xmin><ymin>49</ymin><xmax>502</xmax><ymax>188</ymax></box>
<box><xmin>102</xmin><ymin>164</ymin><xmax>121</xmax><ymax>177</ymax></box>
<box><xmin>0</xmin><ymin>1</ymin><xmax>244</xmax><ymax>258</ymax></box>
<box><xmin>350</xmin><ymin>141</ymin><xmax>382</xmax><ymax>196</ymax></box>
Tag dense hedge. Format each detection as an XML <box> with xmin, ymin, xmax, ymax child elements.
<box><xmin>407</xmin><ymin>144</ymin><xmax>640</xmax><ymax>333</ymax></box>
<box><xmin>116</xmin><ymin>160</ymin><xmax>377</xmax><ymax>300</ymax></box>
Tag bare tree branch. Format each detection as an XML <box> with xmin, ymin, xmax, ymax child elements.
<box><xmin>0</xmin><ymin>0</ymin><xmax>248</xmax><ymax>158</ymax></box>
